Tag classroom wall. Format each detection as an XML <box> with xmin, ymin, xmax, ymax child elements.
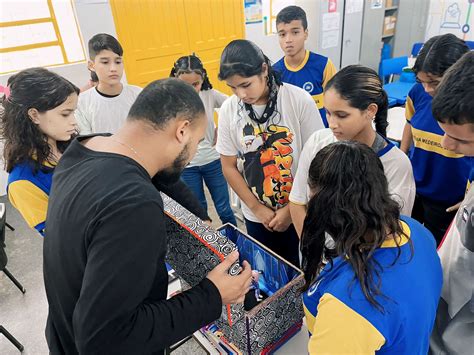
<box><xmin>0</xmin><ymin>0</ymin><xmax>118</xmax><ymax>87</ymax></box>
<box><xmin>425</xmin><ymin>0</ymin><xmax>474</xmax><ymax>42</ymax></box>
<box><xmin>244</xmin><ymin>0</ymin><xmax>322</xmax><ymax>65</ymax></box>
<box><xmin>1</xmin><ymin>0</ymin><xmax>329</xmax><ymax>86</ymax></box>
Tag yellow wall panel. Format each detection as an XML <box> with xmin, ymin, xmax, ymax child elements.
<box><xmin>109</xmin><ymin>0</ymin><xmax>244</xmax><ymax>92</ymax></box>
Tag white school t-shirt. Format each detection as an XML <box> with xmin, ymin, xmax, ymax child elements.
<box><xmin>289</xmin><ymin>128</ymin><xmax>416</xmax><ymax>216</ymax></box>
<box><xmin>188</xmin><ymin>89</ymin><xmax>227</xmax><ymax>167</ymax></box>
<box><xmin>216</xmin><ymin>83</ymin><xmax>324</xmax><ymax>222</ymax></box>
<box><xmin>75</xmin><ymin>84</ymin><xmax>142</xmax><ymax>134</ymax></box>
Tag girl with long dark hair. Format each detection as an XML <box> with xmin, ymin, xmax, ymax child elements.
<box><xmin>290</xmin><ymin>65</ymin><xmax>415</xmax><ymax>237</ymax></box>
<box><xmin>1</xmin><ymin>67</ymin><xmax>79</xmax><ymax>235</ymax></box>
<box><xmin>301</xmin><ymin>141</ymin><xmax>442</xmax><ymax>354</ymax></box>
<box><xmin>215</xmin><ymin>39</ymin><xmax>324</xmax><ymax>266</ymax></box>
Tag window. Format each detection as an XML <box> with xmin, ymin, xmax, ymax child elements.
<box><xmin>0</xmin><ymin>0</ymin><xmax>86</xmax><ymax>74</ymax></box>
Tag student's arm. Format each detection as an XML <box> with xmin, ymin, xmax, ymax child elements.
<box><xmin>322</xmin><ymin>59</ymin><xmax>337</xmax><ymax>88</ymax></box>
<box><xmin>289</xmin><ymin>203</ymin><xmax>307</xmax><ymax>238</ymax></box>
<box><xmin>211</xmin><ymin>90</ymin><xmax>229</xmax><ymax>145</ymax></box>
<box><xmin>212</xmin><ymin>89</ymin><xmax>228</xmax><ymax>109</ymax></box>
<box><xmin>400</xmin><ymin>96</ymin><xmax>415</xmax><ymax>154</ymax></box>
<box><xmin>308</xmin><ymin>293</ymin><xmax>385</xmax><ymax>354</ymax></box>
<box><xmin>289</xmin><ymin>135</ymin><xmax>314</xmax><ymax>237</ymax></box>
<box><xmin>387</xmin><ymin>153</ymin><xmax>416</xmax><ymax>216</ymax></box>
<box><xmin>152</xmin><ymin>178</ymin><xmax>211</xmax><ymax>222</ymax></box>
<box><xmin>8</xmin><ymin>180</ymin><xmax>48</xmax><ymax>235</ymax></box>
<box><xmin>220</xmin><ymin>155</ymin><xmax>275</xmax><ymax>230</ymax></box>
<box><xmin>72</xmin><ymin>201</ymin><xmax>223</xmax><ymax>354</ymax></box>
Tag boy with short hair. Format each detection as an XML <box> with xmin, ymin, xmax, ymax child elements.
<box><xmin>273</xmin><ymin>5</ymin><xmax>336</xmax><ymax>127</ymax></box>
<box><xmin>76</xmin><ymin>33</ymin><xmax>142</xmax><ymax>134</ymax></box>
<box><xmin>429</xmin><ymin>51</ymin><xmax>474</xmax><ymax>355</ymax></box>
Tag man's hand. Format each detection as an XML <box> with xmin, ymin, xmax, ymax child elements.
<box><xmin>206</xmin><ymin>251</ymin><xmax>252</xmax><ymax>304</ymax></box>
<box><xmin>268</xmin><ymin>205</ymin><xmax>292</xmax><ymax>232</ymax></box>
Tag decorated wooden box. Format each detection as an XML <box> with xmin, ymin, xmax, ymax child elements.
<box><xmin>163</xmin><ymin>194</ymin><xmax>305</xmax><ymax>354</ymax></box>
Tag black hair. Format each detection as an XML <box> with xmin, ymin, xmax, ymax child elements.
<box><xmin>0</xmin><ymin>67</ymin><xmax>79</xmax><ymax>173</ymax></box>
<box><xmin>128</xmin><ymin>78</ymin><xmax>205</xmax><ymax>129</ymax></box>
<box><xmin>88</xmin><ymin>33</ymin><xmax>123</xmax><ymax>60</ymax></box>
<box><xmin>413</xmin><ymin>34</ymin><xmax>469</xmax><ymax>76</ymax></box>
<box><xmin>90</xmin><ymin>70</ymin><xmax>99</xmax><ymax>83</ymax></box>
<box><xmin>276</xmin><ymin>5</ymin><xmax>308</xmax><ymax>30</ymax></box>
<box><xmin>218</xmin><ymin>39</ymin><xmax>282</xmax><ymax>86</ymax></box>
<box><xmin>432</xmin><ymin>51</ymin><xmax>474</xmax><ymax>125</ymax></box>
<box><xmin>300</xmin><ymin>141</ymin><xmax>409</xmax><ymax>312</ymax></box>
<box><xmin>219</xmin><ymin>40</ymin><xmax>283</xmax><ymax>125</ymax></box>
<box><xmin>169</xmin><ymin>54</ymin><xmax>212</xmax><ymax>90</ymax></box>
<box><xmin>325</xmin><ymin>65</ymin><xmax>389</xmax><ymax>137</ymax></box>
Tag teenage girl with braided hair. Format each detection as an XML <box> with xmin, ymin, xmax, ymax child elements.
<box><xmin>171</xmin><ymin>54</ymin><xmax>236</xmax><ymax>226</ymax></box>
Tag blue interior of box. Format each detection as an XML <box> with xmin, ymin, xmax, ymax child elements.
<box><xmin>218</xmin><ymin>224</ymin><xmax>300</xmax><ymax>296</ymax></box>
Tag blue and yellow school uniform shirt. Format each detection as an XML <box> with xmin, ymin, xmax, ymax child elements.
<box><xmin>273</xmin><ymin>50</ymin><xmax>336</xmax><ymax>128</ymax></box>
<box><xmin>7</xmin><ymin>160</ymin><xmax>55</xmax><ymax>235</ymax></box>
<box><xmin>303</xmin><ymin>216</ymin><xmax>442</xmax><ymax>354</ymax></box>
<box><xmin>406</xmin><ymin>83</ymin><xmax>470</xmax><ymax>206</ymax></box>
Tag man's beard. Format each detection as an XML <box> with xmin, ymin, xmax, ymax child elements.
<box><xmin>155</xmin><ymin>144</ymin><xmax>190</xmax><ymax>185</ymax></box>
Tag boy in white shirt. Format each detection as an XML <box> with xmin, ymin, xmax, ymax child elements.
<box><xmin>76</xmin><ymin>33</ymin><xmax>142</xmax><ymax>134</ymax></box>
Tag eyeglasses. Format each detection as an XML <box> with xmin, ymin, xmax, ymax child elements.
<box><xmin>415</xmin><ymin>77</ymin><xmax>441</xmax><ymax>88</ymax></box>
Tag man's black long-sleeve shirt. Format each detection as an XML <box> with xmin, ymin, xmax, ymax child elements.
<box><xmin>43</xmin><ymin>136</ymin><xmax>222</xmax><ymax>354</ymax></box>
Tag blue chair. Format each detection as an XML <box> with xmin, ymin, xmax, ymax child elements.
<box><xmin>384</xmin><ymin>81</ymin><xmax>415</xmax><ymax>106</ymax></box>
<box><xmin>381</xmin><ymin>56</ymin><xmax>414</xmax><ymax>106</ymax></box>
<box><xmin>411</xmin><ymin>42</ymin><xmax>424</xmax><ymax>57</ymax></box>
<box><xmin>380</xmin><ymin>56</ymin><xmax>408</xmax><ymax>84</ymax></box>
<box><xmin>466</xmin><ymin>41</ymin><xmax>474</xmax><ymax>50</ymax></box>
<box><xmin>388</xmin><ymin>97</ymin><xmax>398</xmax><ymax>107</ymax></box>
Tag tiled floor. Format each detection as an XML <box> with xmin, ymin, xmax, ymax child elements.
<box><xmin>0</xmin><ymin>190</ymin><xmax>239</xmax><ymax>355</ymax></box>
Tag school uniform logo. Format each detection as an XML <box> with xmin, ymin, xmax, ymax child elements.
<box><xmin>303</xmin><ymin>81</ymin><xmax>314</xmax><ymax>93</ymax></box>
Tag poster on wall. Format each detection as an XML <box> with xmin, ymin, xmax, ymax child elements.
<box><xmin>328</xmin><ymin>0</ymin><xmax>337</xmax><ymax>13</ymax></box>
<box><xmin>370</xmin><ymin>0</ymin><xmax>383</xmax><ymax>10</ymax></box>
<box><xmin>245</xmin><ymin>0</ymin><xmax>263</xmax><ymax>24</ymax></box>
<box><xmin>346</xmin><ymin>0</ymin><xmax>364</xmax><ymax>14</ymax></box>
<box><xmin>425</xmin><ymin>0</ymin><xmax>473</xmax><ymax>41</ymax></box>
<box><xmin>321</xmin><ymin>12</ymin><xmax>340</xmax><ymax>49</ymax></box>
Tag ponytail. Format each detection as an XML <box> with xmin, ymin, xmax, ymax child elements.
<box><xmin>374</xmin><ymin>89</ymin><xmax>388</xmax><ymax>137</ymax></box>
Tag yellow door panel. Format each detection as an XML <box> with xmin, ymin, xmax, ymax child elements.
<box><xmin>109</xmin><ymin>0</ymin><xmax>244</xmax><ymax>91</ymax></box>
<box><xmin>110</xmin><ymin>0</ymin><xmax>191</xmax><ymax>86</ymax></box>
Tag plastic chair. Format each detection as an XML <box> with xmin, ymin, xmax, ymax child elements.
<box><xmin>411</xmin><ymin>42</ymin><xmax>424</xmax><ymax>57</ymax></box>
<box><xmin>380</xmin><ymin>56</ymin><xmax>408</xmax><ymax>84</ymax></box>
<box><xmin>0</xmin><ymin>203</ymin><xmax>25</xmax><ymax>352</ymax></box>
<box><xmin>466</xmin><ymin>41</ymin><xmax>474</xmax><ymax>50</ymax></box>
<box><xmin>388</xmin><ymin>97</ymin><xmax>398</xmax><ymax>107</ymax></box>
<box><xmin>381</xmin><ymin>56</ymin><xmax>414</xmax><ymax>106</ymax></box>
<box><xmin>384</xmin><ymin>81</ymin><xmax>415</xmax><ymax>106</ymax></box>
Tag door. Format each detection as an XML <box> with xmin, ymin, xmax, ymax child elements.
<box><xmin>340</xmin><ymin>0</ymin><xmax>363</xmax><ymax>67</ymax></box>
<box><xmin>109</xmin><ymin>0</ymin><xmax>244</xmax><ymax>91</ymax></box>
<box><xmin>183</xmin><ymin>0</ymin><xmax>244</xmax><ymax>94</ymax></box>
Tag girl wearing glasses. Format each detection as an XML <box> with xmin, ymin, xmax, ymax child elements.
<box><xmin>400</xmin><ymin>34</ymin><xmax>470</xmax><ymax>245</ymax></box>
